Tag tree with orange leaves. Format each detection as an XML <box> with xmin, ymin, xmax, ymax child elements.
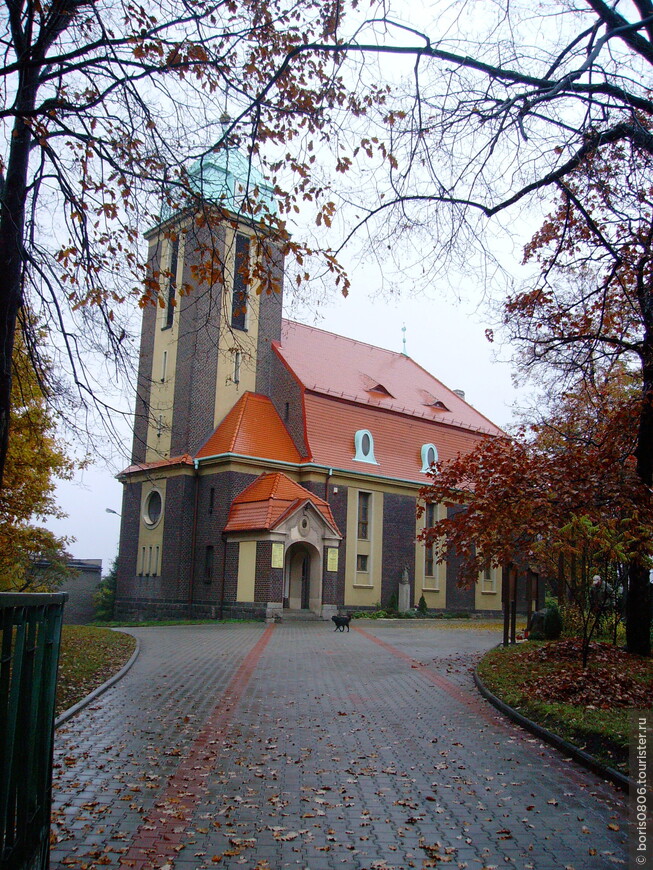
<box><xmin>420</xmin><ymin>364</ymin><xmax>652</xmax><ymax>656</ymax></box>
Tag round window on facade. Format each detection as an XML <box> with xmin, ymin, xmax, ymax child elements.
<box><xmin>144</xmin><ymin>489</ymin><xmax>163</xmax><ymax>526</ymax></box>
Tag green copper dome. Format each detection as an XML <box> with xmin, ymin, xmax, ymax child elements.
<box><xmin>188</xmin><ymin>146</ymin><xmax>277</xmax><ymax>217</ymax></box>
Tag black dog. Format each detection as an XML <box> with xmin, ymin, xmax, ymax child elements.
<box><xmin>332</xmin><ymin>613</ymin><xmax>351</xmax><ymax>632</ymax></box>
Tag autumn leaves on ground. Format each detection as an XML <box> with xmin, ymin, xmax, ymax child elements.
<box><xmin>57</xmin><ymin>621</ymin><xmax>652</xmax><ymax>778</ymax></box>
<box><xmin>56</xmin><ymin>626</ymin><xmax>136</xmax><ymax>717</ymax></box>
<box><xmin>478</xmin><ymin>638</ymin><xmax>653</xmax><ymax>774</ymax></box>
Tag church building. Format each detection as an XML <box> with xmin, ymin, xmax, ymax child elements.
<box><xmin>114</xmin><ymin>148</ymin><xmax>505</xmax><ymax>621</ymax></box>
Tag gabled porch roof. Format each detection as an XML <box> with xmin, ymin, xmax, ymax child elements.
<box><xmin>224</xmin><ymin>471</ymin><xmax>340</xmax><ymax>535</ymax></box>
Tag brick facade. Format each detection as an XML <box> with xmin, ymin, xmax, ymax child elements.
<box><xmin>324</xmin><ymin>484</ymin><xmax>348</xmax><ymax>606</ymax></box>
<box><xmin>116</xmin><ymin>191</ymin><xmax>508</xmax><ymax>622</ymax></box>
<box><xmin>170</xmin><ymin>224</ymin><xmax>225</xmax><ymax>457</ymax></box>
<box><xmin>254</xmin><ymin>541</ymin><xmax>283</xmax><ymax>603</ymax></box>
<box><xmin>268</xmin><ymin>352</ymin><xmax>309</xmax><ymax>458</ymax></box>
<box><xmin>382</xmin><ymin>493</ymin><xmax>418</xmax><ymax>607</ymax></box>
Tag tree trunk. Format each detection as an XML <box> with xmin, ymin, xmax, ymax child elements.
<box><xmin>626</xmin><ymin>562</ymin><xmax>651</xmax><ymax>656</ymax></box>
<box><xmin>0</xmin><ymin>66</ymin><xmax>39</xmax><ymax>488</ymax></box>
<box><xmin>630</xmin><ymin>302</ymin><xmax>653</xmax><ymax>655</ymax></box>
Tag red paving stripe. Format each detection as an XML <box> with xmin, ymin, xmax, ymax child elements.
<box><xmin>353</xmin><ymin>624</ymin><xmax>511</xmax><ymax>726</ymax></box>
<box><xmin>119</xmin><ymin>625</ymin><xmax>275</xmax><ymax>869</ymax></box>
<box><xmin>352</xmin><ymin>625</ymin><xmax>610</xmax><ymax>793</ymax></box>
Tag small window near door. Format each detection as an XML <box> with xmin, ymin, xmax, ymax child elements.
<box><xmin>481</xmin><ymin>561</ymin><xmax>496</xmax><ymax>593</ymax></box>
<box><xmin>357</xmin><ymin>553</ymin><xmax>369</xmax><ymax>572</ymax></box>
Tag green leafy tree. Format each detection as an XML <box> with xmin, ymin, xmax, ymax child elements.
<box><xmin>94</xmin><ymin>557</ymin><xmax>117</xmax><ymax>621</ymax></box>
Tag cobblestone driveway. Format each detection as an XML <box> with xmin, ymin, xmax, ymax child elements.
<box><xmin>51</xmin><ymin>621</ymin><xmax>629</xmax><ymax>870</ymax></box>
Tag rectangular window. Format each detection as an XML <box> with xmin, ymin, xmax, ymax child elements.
<box><xmin>356</xmin><ymin>554</ymin><xmax>368</xmax><ymax>573</ymax></box>
<box><xmin>164</xmin><ymin>236</ymin><xmax>179</xmax><ymax>329</ymax></box>
<box><xmin>204</xmin><ymin>545</ymin><xmax>214</xmax><ymax>583</ymax></box>
<box><xmin>139</xmin><ymin>546</ymin><xmax>146</xmax><ymax>576</ymax></box>
<box><xmin>233</xmin><ymin>350</ymin><xmax>241</xmax><ymax>384</ymax></box>
<box><xmin>153</xmin><ymin>546</ymin><xmax>159</xmax><ymax>577</ymax></box>
<box><xmin>424</xmin><ymin>503</ymin><xmax>435</xmax><ymax>577</ymax></box>
<box><xmin>357</xmin><ymin>492</ymin><xmax>370</xmax><ymax>540</ymax></box>
<box><xmin>147</xmin><ymin>546</ymin><xmax>153</xmax><ymax>576</ymax></box>
<box><xmin>161</xmin><ymin>350</ymin><xmax>168</xmax><ymax>382</ymax></box>
<box><xmin>209</xmin><ymin>487</ymin><xmax>215</xmax><ymax>514</ymax></box>
<box><xmin>482</xmin><ymin>561</ymin><xmax>496</xmax><ymax>593</ymax></box>
<box><xmin>231</xmin><ymin>233</ymin><xmax>250</xmax><ymax>330</ymax></box>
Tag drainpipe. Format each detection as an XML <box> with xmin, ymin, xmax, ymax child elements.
<box><xmin>324</xmin><ymin>467</ymin><xmax>333</xmax><ymax>501</ymax></box>
<box><xmin>188</xmin><ymin>460</ymin><xmax>200</xmax><ymax>617</ymax></box>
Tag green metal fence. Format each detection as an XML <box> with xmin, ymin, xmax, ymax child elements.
<box><xmin>0</xmin><ymin>593</ymin><xmax>67</xmax><ymax>870</ymax></box>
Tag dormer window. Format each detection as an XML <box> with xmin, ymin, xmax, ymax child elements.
<box><xmin>367</xmin><ymin>383</ymin><xmax>393</xmax><ymax>398</ymax></box>
<box><xmin>354</xmin><ymin>429</ymin><xmax>378</xmax><ymax>464</ymax></box>
<box><xmin>421</xmin><ymin>443</ymin><xmax>438</xmax><ymax>473</ymax></box>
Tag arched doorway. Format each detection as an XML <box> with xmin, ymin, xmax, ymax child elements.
<box><xmin>284</xmin><ymin>542</ymin><xmax>321</xmax><ymax>612</ymax></box>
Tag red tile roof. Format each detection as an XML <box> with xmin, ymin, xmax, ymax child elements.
<box><xmin>272</xmin><ymin>320</ymin><xmax>502</xmax><ymax>483</ymax></box>
<box><xmin>224</xmin><ymin>472</ymin><xmax>340</xmax><ymax>533</ymax></box>
<box><xmin>277</xmin><ymin>320</ymin><xmax>502</xmax><ymax>435</ymax></box>
<box><xmin>196</xmin><ymin>392</ymin><xmax>304</xmax><ymax>463</ymax></box>
<box><xmin>302</xmin><ymin>393</ymin><xmax>489</xmax><ymax>483</ymax></box>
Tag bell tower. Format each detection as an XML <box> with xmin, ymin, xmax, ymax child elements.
<box><xmin>130</xmin><ymin>148</ymin><xmax>283</xmax><ymax>466</ymax></box>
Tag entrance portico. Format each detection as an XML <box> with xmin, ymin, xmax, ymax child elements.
<box><xmin>223</xmin><ymin>472</ymin><xmax>341</xmax><ymax>619</ymax></box>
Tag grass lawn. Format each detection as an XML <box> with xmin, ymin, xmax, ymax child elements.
<box><xmin>56</xmin><ymin>626</ymin><xmax>136</xmax><ymax>717</ymax></box>
<box><xmin>477</xmin><ymin>638</ymin><xmax>653</xmax><ymax>776</ymax></box>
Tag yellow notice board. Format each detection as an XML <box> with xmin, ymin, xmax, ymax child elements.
<box><xmin>327</xmin><ymin>547</ymin><xmax>339</xmax><ymax>572</ymax></box>
<box><xmin>271</xmin><ymin>542</ymin><xmax>284</xmax><ymax>569</ymax></box>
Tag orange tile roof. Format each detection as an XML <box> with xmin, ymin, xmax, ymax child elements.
<box><xmin>224</xmin><ymin>472</ymin><xmax>340</xmax><ymax>533</ymax></box>
<box><xmin>277</xmin><ymin>320</ymin><xmax>503</xmax><ymax>436</ymax></box>
<box><xmin>196</xmin><ymin>393</ymin><xmax>304</xmax><ymax>462</ymax></box>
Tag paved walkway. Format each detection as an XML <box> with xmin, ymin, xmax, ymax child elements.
<box><xmin>51</xmin><ymin>622</ymin><xmax>629</xmax><ymax>870</ymax></box>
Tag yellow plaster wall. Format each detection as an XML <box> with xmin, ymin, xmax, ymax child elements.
<box><xmin>475</xmin><ymin>565</ymin><xmax>502</xmax><ymax>611</ymax></box>
<box><xmin>136</xmin><ymin>480</ymin><xmax>167</xmax><ymax>576</ymax></box>
<box><xmin>213</xmin><ymin>227</ymin><xmax>262</xmax><ymax>428</ymax></box>
<box><xmin>345</xmin><ymin>488</ymin><xmax>383</xmax><ymax>608</ymax></box>
<box><xmin>237</xmin><ymin>540</ymin><xmax>257</xmax><ymax>602</ymax></box>
<box><xmin>145</xmin><ymin>232</ymin><xmax>185</xmax><ymax>462</ymax></box>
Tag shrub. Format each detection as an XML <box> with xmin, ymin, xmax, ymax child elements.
<box><xmin>417</xmin><ymin>594</ymin><xmax>428</xmax><ymax>615</ymax></box>
<box><xmin>544</xmin><ymin>601</ymin><xmax>563</xmax><ymax>639</ymax></box>
<box><xmin>386</xmin><ymin>591</ymin><xmax>398</xmax><ymax>613</ymax></box>
<box><xmin>94</xmin><ymin>557</ymin><xmax>117</xmax><ymax>621</ymax></box>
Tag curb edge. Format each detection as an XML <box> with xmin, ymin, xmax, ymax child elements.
<box><xmin>473</xmin><ymin>665</ymin><xmax>632</xmax><ymax>793</ymax></box>
<box><xmin>55</xmin><ymin>630</ymin><xmax>141</xmax><ymax>729</ymax></box>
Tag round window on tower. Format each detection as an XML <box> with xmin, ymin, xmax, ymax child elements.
<box><xmin>144</xmin><ymin>489</ymin><xmax>163</xmax><ymax>527</ymax></box>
